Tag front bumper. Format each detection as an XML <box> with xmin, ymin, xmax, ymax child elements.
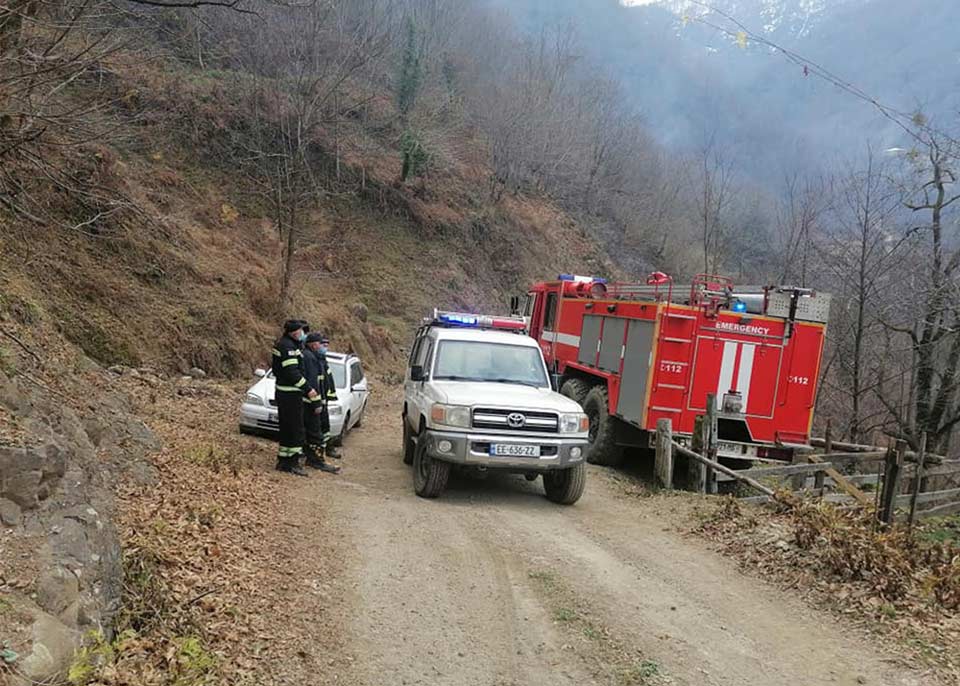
<box><xmin>239</xmin><ymin>403</ymin><xmax>345</xmax><ymax>438</ymax></box>
<box><xmin>420</xmin><ymin>429</ymin><xmax>587</xmax><ymax>470</ymax></box>
<box><xmin>240</xmin><ymin>403</ymin><xmax>278</xmax><ymax>433</ymax></box>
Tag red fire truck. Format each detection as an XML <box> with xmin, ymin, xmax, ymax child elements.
<box><xmin>517</xmin><ymin>273</ymin><xmax>830</xmax><ymax>466</ymax></box>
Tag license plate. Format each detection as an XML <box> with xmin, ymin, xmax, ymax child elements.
<box><xmin>490</xmin><ymin>444</ymin><xmax>540</xmax><ymax>457</ymax></box>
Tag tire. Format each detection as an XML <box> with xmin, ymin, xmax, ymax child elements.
<box><xmin>560</xmin><ymin>378</ymin><xmax>591</xmax><ymax>406</ymax></box>
<box><xmin>581</xmin><ymin>385</ymin><xmax>624</xmax><ymax>467</ymax></box>
<box><xmin>402</xmin><ymin>418</ymin><xmax>415</xmax><ymax>465</ymax></box>
<box><xmin>543</xmin><ymin>463</ymin><xmax>586</xmax><ymax>505</ymax></box>
<box><xmin>413</xmin><ymin>435</ymin><xmax>450</xmax><ymax>498</ymax></box>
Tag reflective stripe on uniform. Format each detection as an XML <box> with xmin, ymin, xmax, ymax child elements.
<box><xmin>326</xmin><ymin>389</ymin><xmax>338</xmax><ymax>398</ymax></box>
<box><xmin>295</xmin><ymin>378</ymin><xmax>306</xmax><ymax>388</ymax></box>
<box><xmin>272</xmin><ymin>348</ymin><xmax>282</xmax><ymax>356</ymax></box>
<box><xmin>281</xmin><ymin>358</ymin><xmax>299</xmax><ymax>367</ymax></box>
<box><xmin>288</xmin><ymin>350</ymin><xmax>302</xmax><ymax>357</ymax></box>
<box><xmin>276</xmin><ymin>385</ymin><xmax>301</xmax><ymax>392</ymax></box>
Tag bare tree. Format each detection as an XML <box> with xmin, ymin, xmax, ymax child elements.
<box><xmin>814</xmin><ymin>148</ymin><xmax>902</xmax><ymax>443</ymax></box>
<box><xmin>877</xmin><ymin>132</ymin><xmax>960</xmax><ymax>453</ymax></box>
<box><xmin>693</xmin><ymin>134</ymin><xmax>736</xmax><ymax>274</ymax></box>
<box><xmin>775</xmin><ymin>172</ymin><xmax>829</xmax><ymax>286</ymax></box>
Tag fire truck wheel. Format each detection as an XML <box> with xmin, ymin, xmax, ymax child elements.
<box><xmin>413</xmin><ymin>436</ymin><xmax>450</xmax><ymax>498</ymax></box>
<box><xmin>560</xmin><ymin>378</ymin><xmax>591</xmax><ymax>406</ymax></box>
<box><xmin>582</xmin><ymin>385</ymin><xmax>625</xmax><ymax>467</ymax></box>
<box><xmin>543</xmin><ymin>463</ymin><xmax>586</xmax><ymax>505</ymax></box>
<box><xmin>402</xmin><ymin>418</ymin><xmax>415</xmax><ymax>465</ymax></box>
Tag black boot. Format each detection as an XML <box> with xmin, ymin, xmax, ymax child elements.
<box><xmin>325</xmin><ymin>443</ymin><xmax>342</xmax><ymax>459</ymax></box>
<box><xmin>276</xmin><ymin>456</ymin><xmax>309</xmax><ymax>477</ymax></box>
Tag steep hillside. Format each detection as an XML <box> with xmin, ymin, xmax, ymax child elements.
<box><xmin>0</xmin><ymin>57</ymin><xmax>616</xmax><ymax>378</ymax></box>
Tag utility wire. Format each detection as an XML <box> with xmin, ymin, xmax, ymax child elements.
<box><xmin>678</xmin><ymin>0</ymin><xmax>960</xmax><ymax>151</ymax></box>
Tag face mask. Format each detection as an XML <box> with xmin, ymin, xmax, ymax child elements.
<box><xmin>319</xmin><ymin>345</ymin><xmax>328</xmax><ymax>354</ymax></box>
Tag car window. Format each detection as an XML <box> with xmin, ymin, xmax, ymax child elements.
<box><xmin>409</xmin><ymin>334</ymin><xmax>425</xmax><ymax>367</ymax></box>
<box><xmin>414</xmin><ymin>337</ymin><xmax>433</xmax><ymax>369</ymax></box>
<box><xmin>355</xmin><ymin>361</ymin><xmax>365</xmax><ymax>382</ymax></box>
<box><xmin>544</xmin><ymin>292</ymin><xmax>558</xmax><ymax>331</ymax></box>
<box><xmin>523</xmin><ymin>293</ymin><xmax>535</xmax><ymax>317</ymax></box>
<box><xmin>328</xmin><ymin>361</ymin><xmax>347</xmax><ymax>389</ymax></box>
<box><xmin>349</xmin><ymin>362</ymin><xmax>359</xmax><ymax>387</ymax></box>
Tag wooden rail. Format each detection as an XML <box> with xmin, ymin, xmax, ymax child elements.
<box><xmin>653</xmin><ymin>419</ymin><xmax>960</xmax><ymax>522</ymax></box>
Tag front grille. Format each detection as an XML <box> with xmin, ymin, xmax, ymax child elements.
<box><xmin>472</xmin><ymin>408</ymin><xmax>559</xmax><ymax>433</ymax></box>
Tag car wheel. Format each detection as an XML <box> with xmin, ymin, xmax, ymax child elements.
<box><xmin>560</xmin><ymin>378</ymin><xmax>591</xmax><ymax>406</ymax></box>
<box><xmin>413</xmin><ymin>435</ymin><xmax>450</xmax><ymax>498</ymax></box>
<box><xmin>543</xmin><ymin>463</ymin><xmax>586</xmax><ymax>505</ymax></box>
<box><xmin>581</xmin><ymin>385</ymin><xmax>624</xmax><ymax>467</ymax></box>
<box><xmin>402</xmin><ymin>418</ymin><xmax>416</xmax><ymax>465</ymax></box>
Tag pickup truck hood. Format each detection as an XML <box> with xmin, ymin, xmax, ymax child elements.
<box><xmin>430</xmin><ymin>381</ymin><xmax>583</xmax><ymax>413</ymax></box>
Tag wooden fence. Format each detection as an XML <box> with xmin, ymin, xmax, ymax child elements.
<box><xmin>653</xmin><ymin>396</ymin><xmax>960</xmax><ymax>524</ymax></box>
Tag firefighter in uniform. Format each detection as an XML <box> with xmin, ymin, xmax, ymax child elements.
<box><xmin>271</xmin><ymin>320</ymin><xmax>316</xmax><ymax>476</ymax></box>
<box><xmin>315</xmin><ymin>334</ymin><xmax>342</xmax><ymax>459</ymax></box>
<box><xmin>302</xmin><ymin>332</ymin><xmax>341</xmax><ymax>473</ymax></box>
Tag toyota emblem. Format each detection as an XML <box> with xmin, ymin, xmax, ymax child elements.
<box><xmin>506</xmin><ymin>412</ymin><xmax>526</xmax><ymax>428</ymax></box>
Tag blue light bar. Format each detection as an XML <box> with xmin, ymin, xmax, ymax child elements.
<box><xmin>558</xmin><ymin>274</ymin><xmax>608</xmax><ymax>284</ymax></box>
<box><xmin>732</xmin><ymin>300</ymin><xmax>748</xmax><ymax>313</ymax></box>
<box><xmin>439</xmin><ymin>313</ymin><xmax>479</xmax><ymax>326</ymax></box>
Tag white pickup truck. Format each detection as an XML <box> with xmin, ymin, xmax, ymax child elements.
<box><xmin>401</xmin><ymin>311</ymin><xmax>589</xmax><ymax>504</ymax></box>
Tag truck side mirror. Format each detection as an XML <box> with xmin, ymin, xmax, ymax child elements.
<box><xmin>254</xmin><ymin>368</ymin><xmax>266</xmax><ymax>378</ymax></box>
<box><xmin>509</xmin><ymin>295</ymin><xmax>520</xmax><ymax>315</ymax></box>
<box><xmin>410</xmin><ymin>365</ymin><xmax>424</xmax><ymax>382</ymax></box>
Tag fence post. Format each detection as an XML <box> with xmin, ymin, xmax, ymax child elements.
<box><xmin>690</xmin><ymin>416</ymin><xmax>707</xmax><ymax>494</ymax></box>
<box><xmin>815</xmin><ymin>419</ymin><xmax>832</xmax><ymax>492</ymax></box>
<box><xmin>705</xmin><ymin>393</ymin><xmax>718</xmax><ymax>494</ymax></box>
<box><xmin>879</xmin><ymin>440</ymin><xmax>906</xmax><ymax>526</ymax></box>
<box><xmin>907</xmin><ymin>432</ymin><xmax>928</xmax><ymax>530</ymax></box>
<box><xmin>655</xmin><ymin>418</ymin><xmax>674</xmax><ymax>489</ymax></box>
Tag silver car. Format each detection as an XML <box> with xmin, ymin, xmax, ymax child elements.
<box><xmin>239</xmin><ymin>352</ymin><xmax>370</xmax><ymax>443</ymax></box>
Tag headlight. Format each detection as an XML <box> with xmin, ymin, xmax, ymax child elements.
<box><xmin>328</xmin><ymin>403</ymin><xmax>343</xmax><ymax>417</ymax></box>
<box><xmin>244</xmin><ymin>393</ymin><xmax>264</xmax><ymax>406</ymax></box>
<box><xmin>560</xmin><ymin>413</ymin><xmax>589</xmax><ymax>433</ymax></box>
<box><xmin>430</xmin><ymin>403</ymin><xmax>471</xmax><ymax>428</ymax></box>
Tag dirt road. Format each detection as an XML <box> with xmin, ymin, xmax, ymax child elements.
<box><xmin>283</xmin><ymin>393</ymin><xmax>930</xmax><ymax>686</ymax></box>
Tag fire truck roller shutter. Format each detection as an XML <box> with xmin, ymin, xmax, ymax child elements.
<box><xmin>617</xmin><ymin>319</ymin><xmax>657</xmax><ymax>424</ymax></box>
<box><xmin>598</xmin><ymin>317</ymin><xmax>627</xmax><ymax>373</ymax></box>
<box><xmin>578</xmin><ymin>315</ymin><xmax>603</xmax><ymax>366</ymax></box>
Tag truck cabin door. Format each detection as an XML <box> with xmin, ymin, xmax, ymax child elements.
<box><xmin>530</xmin><ymin>289</ymin><xmax>560</xmax><ymax>366</ymax></box>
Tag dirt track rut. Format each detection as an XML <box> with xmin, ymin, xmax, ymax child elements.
<box><xmin>287</xmin><ymin>396</ymin><xmax>929</xmax><ymax>686</ymax></box>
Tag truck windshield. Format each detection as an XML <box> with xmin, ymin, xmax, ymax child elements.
<box><xmin>433</xmin><ymin>340</ymin><xmax>549</xmax><ymax>388</ymax></box>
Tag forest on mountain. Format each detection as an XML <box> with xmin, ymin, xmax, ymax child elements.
<box><xmin>2</xmin><ymin>0</ymin><xmax>960</xmax><ymax>455</ymax></box>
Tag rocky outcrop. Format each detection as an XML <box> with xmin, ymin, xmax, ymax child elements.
<box><xmin>0</xmin><ymin>370</ymin><xmax>159</xmax><ymax>685</ymax></box>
